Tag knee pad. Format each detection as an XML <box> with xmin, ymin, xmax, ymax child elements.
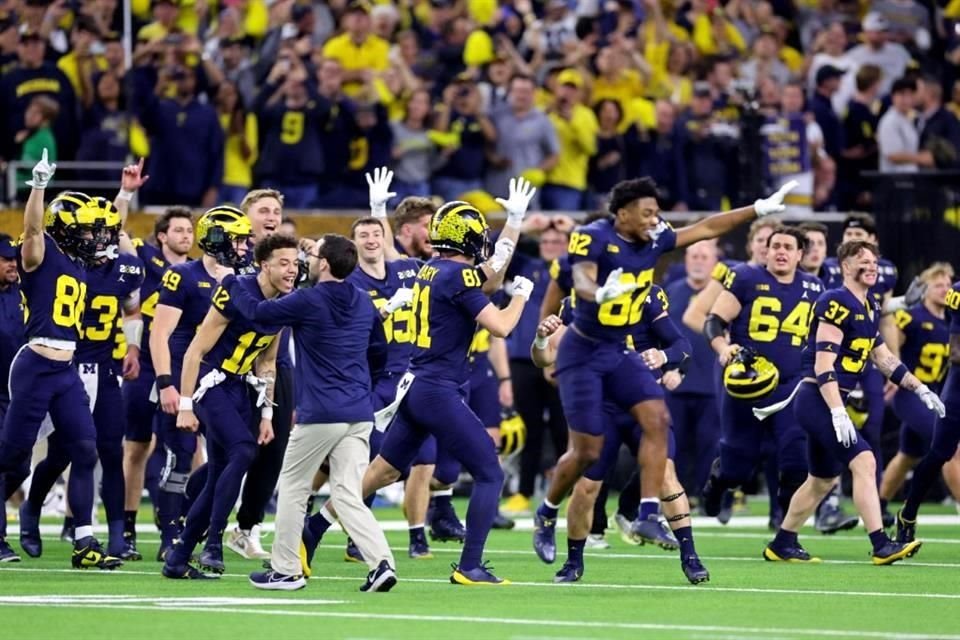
<box><xmin>69</xmin><ymin>440</ymin><xmax>99</xmax><ymax>470</ymax></box>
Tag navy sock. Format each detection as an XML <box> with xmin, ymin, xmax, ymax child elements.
<box><xmin>903</xmin><ymin>454</ymin><xmax>948</xmax><ymax>521</ymax></box>
<box><xmin>124</xmin><ymin>510</ymin><xmax>138</xmax><ymax>537</ymax></box>
<box><xmin>879</xmin><ymin>498</ymin><xmax>888</xmax><ymax>512</ymax></box>
<box><xmin>363</xmin><ymin>493</ymin><xmax>375</xmax><ymax>509</ymax></box>
<box><xmin>868</xmin><ymin>529</ymin><xmax>889</xmax><ymax>551</ymax></box>
<box><xmin>638</xmin><ymin>499</ymin><xmax>660</xmax><ymax>520</ymax></box>
<box><xmin>307</xmin><ymin>509</ymin><xmax>334</xmax><ymax>537</ymax></box>
<box><xmin>538</xmin><ymin>502</ymin><xmax>559</xmax><ymax>520</ymax></box>
<box><xmin>156</xmin><ymin>489</ymin><xmax>185</xmax><ymax>543</ymax></box>
<box><xmin>459</xmin><ymin>479</ymin><xmax>498</xmax><ymax>571</ymax></box>
<box><xmin>409</xmin><ymin>526</ymin><xmax>426</xmax><ymax>545</ymax></box>
<box><xmin>210</xmin><ymin>447</ymin><xmax>256</xmax><ymax>545</ymax></box>
<box><xmin>67</xmin><ymin>468</ymin><xmax>95</xmax><ymax>528</ymax></box>
<box><xmin>432</xmin><ymin>494</ymin><xmax>454</xmax><ymax>518</ymax></box>
<box><xmin>568</xmin><ymin>538</ymin><xmax>586</xmax><ymax>565</ymax></box>
<box><xmin>773</xmin><ymin>528</ymin><xmax>798</xmax><ymax>548</ymax></box>
<box><xmin>106</xmin><ymin>520</ymin><xmax>125</xmax><ymax>556</ymax></box>
<box><xmin>673</xmin><ymin>526</ymin><xmax>697</xmax><ymax>557</ymax></box>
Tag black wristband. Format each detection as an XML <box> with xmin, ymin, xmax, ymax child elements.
<box><xmin>156</xmin><ymin>374</ymin><xmax>173</xmax><ymax>390</ymax></box>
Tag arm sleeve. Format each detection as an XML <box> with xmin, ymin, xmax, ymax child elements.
<box><xmin>652</xmin><ymin>315</ymin><xmax>692</xmax><ymax>365</ymax></box>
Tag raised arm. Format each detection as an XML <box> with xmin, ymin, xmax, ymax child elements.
<box><xmin>223</xmin><ymin>274</ymin><xmax>308</xmax><ymax>325</ymax></box>
<box><xmin>674</xmin><ymin>180</ymin><xmax>796</xmax><ymax>249</ymax></box>
<box><xmin>114</xmin><ymin>158</ymin><xmax>150</xmax><ymax>256</ymax></box>
<box><xmin>365</xmin><ymin>167</ymin><xmax>402</xmax><ymax>261</ymax></box>
<box><xmin>20</xmin><ymin>149</ymin><xmax>57</xmax><ymax>272</ymax></box>
<box><xmin>477</xmin><ymin>177</ymin><xmax>536</xmax><ymax>293</ymax></box>
<box><xmin>475</xmin><ymin>277</ymin><xmax>534</xmax><ymax>338</ymax></box>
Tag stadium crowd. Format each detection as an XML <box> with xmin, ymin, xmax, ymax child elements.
<box><xmin>3</xmin><ymin>0</ymin><xmax>960</xmax><ymax>212</ymax></box>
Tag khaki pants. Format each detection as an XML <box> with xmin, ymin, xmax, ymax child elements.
<box><xmin>271</xmin><ymin>420</ymin><xmax>394</xmax><ymax>576</ymax></box>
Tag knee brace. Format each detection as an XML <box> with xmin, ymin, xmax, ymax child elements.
<box><xmin>159</xmin><ymin>447</ymin><xmax>191</xmax><ymax>494</ymax></box>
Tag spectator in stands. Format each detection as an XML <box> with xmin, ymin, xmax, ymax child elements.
<box><xmin>254</xmin><ymin>54</ymin><xmax>326</xmax><ymax>209</ymax></box>
<box><xmin>542</xmin><ymin>70</ymin><xmax>597</xmax><ymax>211</ymax></box>
<box><xmin>431</xmin><ymin>76</ymin><xmax>496</xmax><ymax>202</ymax></box>
<box><xmin>589</xmin><ymin>99</ymin><xmax>630</xmax><ymax>207</ymax></box>
<box><xmin>837</xmin><ymin>12</ymin><xmax>911</xmax><ymax>109</ymax></box>
<box><xmin>877</xmin><ymin>76</ymin><xmax>932</xmax><ymax>173</ymax></box>
<box><xmin>315</xmin><ymin>58</ymin><xmax>356</xmax><ymax>202</ymax></box>
<box><xmin>217</xmin><ymin>80</ymin><xmax>258</xmax><ymax>206</ymax></box>
<box><xmin>916</xmin><ymin>74</ymin><xmax>960</xmax><ymax>169</ymax></box>
<box><xmin>811</xmin><ymin>64</ymin><xmax>845</xmax><ymax>165</ymax></box>
<box><xmin>650</xmin><ymin>41</ymin><xmax>694</xmax><ymax>106</ymax></box>
<box><xmin>390</xmin><ymin>89</ymin><xmax>437</xmax><ymax>204</ymax></box>
<box><xmin>371</xmin><ymin>3</ymin><xmax>400</xmax><ymax>41</ymax></box>
<box><xmin>523</xmin><ymin>0</ymin><xmax>577</xmax><ymax>63</ymax></box>
<box><xmin>391</xmin><ymin>197</ymin><xmax>433</xmax><ymax>261</ymax></box>
<box><xmin>478</xmin><ymin>55</ymin><xmax>512</xmax><ymax>112</ymax></box>
<box><xmin>132</xmin><ymin>64</ymin><xmax>223</xmax><ymax>206</ymax></box>
<box><xmin>592</xmin><ymin>43</ymin><xmax>647</xmax><ymax>113</ymax></box>
<box><xmin>692</xmin><ymin>5</ymin><xmax>746</xmax><ymax>57</ymax></box>
<box><xmin>0</xmin><ymin>25</ymin><xmax>77</xmax><ymax>164</ymax></box>
<box><xmin>677</xmin><ymin>86</ymin><xmax>735</xmax><ymax>210</ymax></box>
<box><xmin>15</xmin><ymin>95</ymin><xmax>58</xmax><ymax>188</ymax></box>
<box><xmin>56</xmin><ymin>16</ymin><xmax>107</xmax><ymax>103</ymax></box>
<box><xmin>138</xmin><ymin>0</ymin><xmax>181</xmax><ymax>43</ymax></box>
<box><xmin>214</xmin><ymin>36</ymin><xmax>257</xmax><ymax>110</ymax></box>
<box><xmin>738</xmin><ymin>30</ymin><xmax>790</xmax><ymax>90</ymax></box>
<box><xmin>487</xmin><ymin>74</ymin><xmax>558</xmax><ymax>209</ymax></box>
<box><xmin>636</xmin><ymin>100</ymin><xmax>686</xmax><ymax>211</ymax></box>
<box><xmin>806</xmin><ymin>21</ymin><xmax>851</xmax><ymax>93</ymax></box>
<box><xmin>76</xmin><ymin>71</ymin><xmax>129</xmax><ymax>183</ymax></box>
<box><xmin>279</xmin><ymin>216</ymin><xmax>297</xmax><ymax>238</ymax></box>
<box><xmin>0</xmin><ymin>14</ymin><xmax>16</xmax><ymax>74</ymax></box>
<box><xmin>839</xmin><ymin>64</ymin><xmax>882</xmax><ymax>209</ymax></box>
<box><xmin>431</xmin><ymin>14</ymin><xmax>470</xmax><ymax>91</ymax></box>
<box><xmin>321</xmin><ymin>1</ymin><xmax>389</xmax><ymax>98</ymax></box>
<box><xmin>872</xmin><ymin>0</ymin><xmax>932</xmax><ymax>52</ymax></box>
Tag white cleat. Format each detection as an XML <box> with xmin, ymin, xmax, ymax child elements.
<box><xmin>227</xmin><ymin>526</ymin><xmax>271</xmax><ymax>560</ymax></box>
<box><xmin>585</xmin><ymin>534</ymin><xmax>611</xmax><ymax>549</ymax></box>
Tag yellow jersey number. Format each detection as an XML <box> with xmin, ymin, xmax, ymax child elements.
<box><xmin>52</xmin><ymin>274</ymin><xmax>87</xmax><ymax>334</ymax></box>
<box><xmin>281</xmin><ymin>111</ymin><xmax>304</xmax><ymax>145</ymax></box>
<box><xmin>747</xmin><ymin>296</ymin><xmax>813</xmax><ymax>346</ymax></box>
<box><xmin>410</xmin><ymin>283</ymin><xmax>432</xmax><ymax>348</ymax></box>
<box><xmin>915</xmin><ymin>343</ymin><xmax>950</xmax><ymax>384</ymax></box>
<box><xmin>597</xmin><ymin>269</ymin><xmax>654</xmax><ymax>327</ymax></box>
<box><xmin>161</xmin><ymin>270</ymin><xmax>181</xmax><ymax>292</ymax></box>
<box><xmin>221</xmin><ymin>331</ymin><xmax>275</xmax><ymax>375</ymax></box>
<box><xmin>840</xmin><ymin>337</ymin><xmax>874</xmax><ymax>374</ymax></box>
<box><xmin>568</xmin><ymin>232</ymin><xmax>591</xmax><ymax>257</ymax></box>
<box><xmin>374</xmin><ymin>297</ymin><xmax>413</xmax><ymax>344</ymax></box>
<box><xmin>82</xmin><ymin>295</ymin><xmax>120</xmax><ymax>341</ymax></box>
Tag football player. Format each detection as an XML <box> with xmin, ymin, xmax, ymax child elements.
<box><xmin>19</xmin><ymin>192</ymin><xmax>144</xmax><ymax>561</ymax></box>
<box><xmin>533</xmin><ymin>177</ymin><xmax>795</xmax><ymax>564</ymax></box>
<box><xmin>763</xmin><ymin>241</ymin><xmax>938</xmax><ymax>564</ymax></box>
<box><xmin>0</xmin><ymin>152</ymin><xmax>120</xmax><ymax>568</ymax></box>
<box><xmin>121</xmin><ymin>206</ymin><xmax>194</xmax><ymax>559</ymax></box>
<box><xmin>163</xmin><ymin>234</ymin><xmax>297</xmax><ymax>579</ymax></box>
<box><xmin>150</xmin><ymin>206</ymin><xmax>253</xmax><ymax>558</ymax></box>
<box><xmin>533</xmin><ymin>290</ymin><xmax>709</xmax><ymax>584</ymax></box>
<box><xmin>701</xmin><ymin>227</ymin><xmax>823</xmax><ymax>528</ymax></box>
<box><xmin>881</xmin><ymin>263</ymin><xmax>960</xmax><ymax>508</ymax></box>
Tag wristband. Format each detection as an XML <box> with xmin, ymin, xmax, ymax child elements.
<box><xmin>116</xmin><ymin>189</ymin><xmax>135</xmax><ymax>202</ymax></box>
<box><xmin>533</xmin><ymin>335</ymin><xmax>549</xmax><ymax>350</ymax></box>
<box><xmin>261</xmin><ymin>406</ymin><xmax>274</xmax><ymax>420</ymax></box>
<box><xmin>816</xmin><ymin>371</ymin><xmax>838</xmax><ymax>387</ymax></box>
<box><xmin>156</xmin><ymin>374</ymin><xmax>173</xmax><ymax>390</ymax></box>
<box><xmin>178</xmin><ymin>397</ymin><xmax>193</xmax><ymax>411</ymax></box>
<box><xmin>816</xmin><ymin>341</ymin><xmax>840</xmax><ymax>354</ymax></box>
<box><xmin>889</xmin><ymin>363</ymin><xmax>910</xmax><ymax>385</ymax></box>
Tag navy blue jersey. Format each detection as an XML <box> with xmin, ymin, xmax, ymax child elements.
<box><xmin>549</xmin><ymin>255</ymin><xmax>573</xmax><ymax>297</ymax></box>
<box><xmin>346</xmin><ymin>258</ymin><xmax>421</xmax><ymax>375</ymax></box>
<box><xmin>0</xmin><ymin>284</ymin><xmax>26</xmax><ymax>401</ymax></box>
<box><xmin>18</xmin><ymin>234</ymin><xmax>87</xmax><ymax>344</ymax></box>
<box><xmin>560</xmin><ymin>285</ymin><xmax>668</xmax><ymax>352</ymax></box>
<box><xmin>407</xmin><ymin>258</ymin><xmax>491</xmax><ymax>386</ymax></box>
<box><xmin>76</xmin><ymin>254</ymin><xmax>144</xmax><ymax>363</ymax></box>
<box><xmin>802</xmin><ymin>287</ymin><xmax>883</xmax><ymax>390</ymax></box>
<box><xmin>893</xmin><ymin>304</ymin><xmax>950</xmax><ymax>389</ymax></box>
<box><xmin>156</xmin><ymin>260</ymin><xmax>217</xmax><ymax>369</ymax></box>
<box><xmin>222</xmin><ymin>276</ymin><xmax>387</xmax><ymax>425</ymax></box>
<box><xmin>204</xmin><ymin>275</ymin><xmax>284</xmax><ymax>376</ymax></box>
<box><xmin>723</xmin><ymin>264</ymin><xmax>823</xmax><ymax>379</ymax></box>
<box><xmin>567</xmin><ymin>217</ymin><xmax>677</xmax><ymax>342</ymax></box>
<box><xmin>133</xmin><ymin>239</ymin><xmax>175</xmax><ymax>362</ymax></box>
<box><xmin>665</xmin><ymin>278</ymin><xmax>716</xmax><ymax>395</ymax></box>
<box><xmin>822</xmin><ymin>256</ymin><xmax>897</xmax><ymax>302</ymax></box>
<box><xmin>948</xmin><ymin>282</ymin><xmax>960</xmax><ymax>334</ymax></box>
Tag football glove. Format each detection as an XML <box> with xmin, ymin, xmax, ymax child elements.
<box><xmin>495</xmin><ymin>177</ymin><xmax>537</xmax><ymax>229</ymax></box>
<box><xmin>754</xmin><ymin>179</ymin><xmax>797</xmax><ymax>217</ymax></box>
<box><xmin>383</xmin><ymin>287</ymin><xmax>414</xmax><ymax>314</ymax></box>
<box><xmin>596</xmin><ymin>268</ymin><xmax>638</xmax><ymax>304</ymax></box>
<box><xmin>512</xmin><ymin>275</ymin><xmax>534</xmax><ymax>301</ymax></box>
<box><xmin>488</xmin><ymin>237</ymin><xmax>515</xmax><ymax>273</ymax></box>
<box><xmin>831</xmin><ymin>407</ymin><xmax>858</xmax><ymax>448</ymax></box>
<box><xmin>27</xmin><ymin>148</ymin><xmax>56</xmax><ymax>190</ymax></box>
<box><xmin>915</xmin><ymin>384</ymin><xmax>946</xmax><ymax>418</ymax></box>
<box><xmin>365</xmin><ymin>166</ymin><xmax>397</xmax><ymax>219</ymax></box>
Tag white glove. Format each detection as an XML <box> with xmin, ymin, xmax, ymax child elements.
<box><xmin>26</xmin><ymin>148</ymin><xmax>56</xmax><ymax>190</ymax></box>
<box><xmin>495</xmin><ymin>177</ymin><xmax>537</xmax><ymax>229</ymax></box>
<box><xmin>915</xmin><ymin>384</ymin><xmax>946</xmax><ymax>418</ymax></box>
<box><xmin>383</xmin><ymin>287</ymin><xmax>414</xmax><ymax>314</ymax></box>
<box><xmin>754</xmin><ymin>179</ymin><xmax>798</xmax><ymax>217</ymax></box>
<box><xmin>830</xmin><ymin>407</ymin><xmax>858</xmax><ymax>448</ymax></box>
<box><xmin>365</xmin><ymin>166</ymin><xmax>396</xmax><ymax>219</ymax></box>
<box><xmin>512</xmin><ymin>275</ymin><xmax>534</xmax><ymax>301</ymax></box>
<box><xmin>882</xmin><ymin>295</ymin><xmax>907</xmax><ymax>315</ymax></box>
<box><xmin>595</xmin><ymin>268</ymin><xmax>638</xmax><ymax>304</ymax></box>
<box><xmin>487</xmin><ymin>237</ymin><xmax>515</xmax><ymax>273</ymax></box>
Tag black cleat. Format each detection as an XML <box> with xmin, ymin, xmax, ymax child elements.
<box><xmin>532</xmin><ymin>510</ymin><xmax>557</xmax><ymax>564</ymax></box>
<box><xmin>763</xmin><ymin>541</ymin><xmax>822</xmax><ymax>563</ymax></box>
<box><xmin>873</xmin><ymin>539</ymin><xmax>922</xmax><ymax>565</ymax></box>
<box><xmin>162</xmin><ymin>562</ymin><xmax>219</xmax><ymax>579</ymax></box>
<box><xmin>681</xmin><ymin>554</ymin><xmax>710</xmax><ymax>584</ymax></box>
<box><xmin>119</xmin><ymin>538</ymin><xmax>143</xmax><ymax>561</ymax></box>
<box><xmin>72</xmin><ymin>537</ymin><xmax>123</xmax><ymax>570</ymax></box>
<box><xmin>895</xmin><ymin>509</ymin><xmax>916</xmax><ymax>544</ymax></box>
<box><xmin>0</xmin><ymin>538</ymin><xmax>21</xmax><ymax>563</ymax></box>
<box><xmin>492</xmin><ymin>512</ymin><xmax>516</xmax><ymax>530</ymax></box>
<box><xmin>198</xmin><ymin>543</ymin><xmax>225</xmax><ymax>574</ymax></box>
<box><xmin>18</xmin><ymin>502</ymin><xmax>42</xmax><ymax>558</ymax></box>
<box><xmin>430</xmin><ymin>515</ymin><xmax>466</xmax><ymax>543</ymax></box>
<box><xmin>553</xmin><ymin>559</ymin><xmax>583</xmax><ymax>583</ymax></box>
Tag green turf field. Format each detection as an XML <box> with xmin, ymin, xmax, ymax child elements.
<box><xmin>2</xmin><ymin>500</ymin><xmax>959</xmax><ymax>640</ymax></box>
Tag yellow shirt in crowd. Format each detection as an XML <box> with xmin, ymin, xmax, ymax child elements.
<box><xmin>547</xmin><ymin>104</ymin><xmax>598</xmax><ymax>191</ymax></box>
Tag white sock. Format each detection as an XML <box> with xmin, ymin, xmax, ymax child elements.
<box><xmin>544</xmin><ymin>498</ymin><xmax>560</xmax><ymax>510</ymax></box>
<box><xmin>430</xmin><ymin>488</ymin><xmax>453</xmax><ymax>498</ymax></box>
<box><xmin>408</xmin><ymin>523</ymin><xmax>425</xmax><ymax>530</ymax></box>
<box><xmin>74</xmin><ymin>525</ymin><xmax>93</xmax><ymax>541</ymax></box>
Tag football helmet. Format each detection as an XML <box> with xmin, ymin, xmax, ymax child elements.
<box><xmin>196</xmin><ymin>205</ymin><xmax>253</xmax><ymax>270</ymax></box>
<box><xmin>44</xmin><ymin>191</ymin><xmax>118</xmax><ymax>264</ymax></box>
<box><xmin>499</xmin><ymin>407</ymin><xmax>526</xmax><ymax>457</ymax></box>
<box><xmin>429</xmin><ymin>201</ymin><xmax>490</xmax><ymax>261</ymax></box>
<box><xmin>722</xmin><ymin>347</ymin><xmax>779</xmax><ymax>400</ymax></box>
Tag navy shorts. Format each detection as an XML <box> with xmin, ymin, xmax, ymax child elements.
<box><xmin>794</xmin><ymin>382</ymin><xmax>873</xmax><ymax>479</ymax></box>
<box><xmin>583</xmin><ymin>407</ymin><xmax>676</xmax><ymax>482</ymax></box>
<box><xmin>123</xmin><ymin>360</ymin><xmax>156</xmax><ymax>443</ymax></box>
<box><xmin>467</xmin><ymin>362</ymin><xmax>500</xmax><ymax>430</ymax></box>
<box><xmin>718</xmin><ymin>376</ymin><xmax>808</xmax><ymax>482</ymax></box>
<box><xmin>0</xmin><ymin>346</ymin><xmax>96</xmax><ymax>451</ymax></box>
<box><xmin>556</xmin><ymin>329</ymin><xmax>663</xmax><ymax>436</ymax></box>
<box><xmin>379</xmin><ymin>378</ymin><xmax>501</xmax><ymax>485</ymax></box>
<box><xmin>892</xmin><ymin>388</ymin><xmax>937</xmax><ymax>459</ymax></box>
